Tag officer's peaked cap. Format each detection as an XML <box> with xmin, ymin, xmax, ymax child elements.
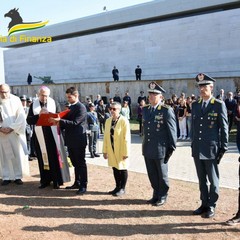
<box><xmin>195</xmin><ymin>73</ymin><xmax>216</xmax><ymax>85</ymax></box>
<box><xmin>148</xmin><ymin>81</ymin><xmax>166</xmax><ymax>94</ymax></box>
<box><xmin>89</xmin><ymin>103</ymin><xmax>95</xmax><ymax>108</ymax></box>
<box><xmin>20</xmin><ymin>95</ymin><xmax>27</xmax><ymax>101</ymax></box>
<box><xmin>27</xmin><ymin>97</ymin><xmax>32</xmax><ymax>102</ymax></box>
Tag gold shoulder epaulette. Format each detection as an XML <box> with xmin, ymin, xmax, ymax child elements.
<box><xmin>143</xmin><ymin>104</ymin><xmax>150</xmax><ymax>108</ymax></box>
<box><xmin>210</xmin><ymin>98</ymin><xmax>215</xmax><ymax>104</ymax></box>
<box><xmin>212</xmin><ymin>97</ymin><xmax>222</xmax><ymax>104</ymax></box>
<box><xmin>162</xmin><ymin>104</ymin><xmax>170</xmax><ymax>109</ymax></box>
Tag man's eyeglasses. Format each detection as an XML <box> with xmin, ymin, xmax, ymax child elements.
<box><xmin>110</xmin><ymin>107</ymin><xmax>118</xmax><ymax>111</ymax></box>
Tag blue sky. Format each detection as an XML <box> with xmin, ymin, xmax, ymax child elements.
<box><xmin>0</xmin><ymin>0</ymin><xmax>154</xmax><ymax>36</ymax></box>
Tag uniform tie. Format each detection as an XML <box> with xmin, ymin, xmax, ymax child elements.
<box><xmin>201</xmin><ymin>101</ymin><xmax>206</xmax><ymax>113</ymax></box>
<box><xmin>150</xmin><ymin>106</ymin><xmax>155</xmax><ymax>116</ymax></box>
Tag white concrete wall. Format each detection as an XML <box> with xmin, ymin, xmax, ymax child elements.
<box><xmin>3</xmin><ymin>8</ymin><xmax>240</xmax><ymax>86</ymax></box>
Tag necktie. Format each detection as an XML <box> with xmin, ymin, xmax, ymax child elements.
<box><xmin>201</xmin><ymin>101</ymin><xmax>206</xmax><ymax>113</ymax></box>
<box><xmin>150</xmin><ymin>107</ymin><xmax>154</xmax><ymax>116</ymax></box>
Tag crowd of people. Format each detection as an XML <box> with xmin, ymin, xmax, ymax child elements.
<box><xmin>0</xmin><ymin>74</ymin><xmax>239</xmax><ymax>226</ymax></box>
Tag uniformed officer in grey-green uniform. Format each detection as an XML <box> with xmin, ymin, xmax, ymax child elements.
<box><xmin>142</xmin><ymin>81</ymin><xmax>177</xmax><ymax>206</ymax></box>
<box><xmin>191</xmin><ymin>73</ymin><xmax>228</xmax><ymax>218</ymax></box>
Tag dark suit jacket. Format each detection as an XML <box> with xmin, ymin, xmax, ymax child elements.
<box><xmin>191</xmin><ymin>97</ymin><xmax>228</xmax><ymax>160</ymax></box>
<box><xmin>225</xmin><ymin>98</ymin><xmax>237</xmax><ymax>113</ymax></box>
<box><xmin>142</xmin><ymin>104</ymin><xmax>177</xmax><ymax>159</ymax></box>
<box><xmin>60</xmin><ymin>102</ymin><xmax>87</xmax><ymax>148</ymax></box>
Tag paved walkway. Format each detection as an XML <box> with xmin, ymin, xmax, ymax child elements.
<box><xmin>86</xmin><ymin>134</ymin><xmax>239</xmax><ymax>190</ymax></box>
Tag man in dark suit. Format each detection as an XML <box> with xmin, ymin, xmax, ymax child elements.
<box><xmin>123</xmin><ymin>91</ymin><xmax>132</xmax><ymax>118</ymax></box>
<box><xmin>50</xmin><ymin>87</ymin><xmax>88</xmax><ymax>194</ymax></box>
<box><xmin>191</xmin><ymin>73</ymin><xmax>228</xmax><ymax>218</ymax></box>
<box><xmin>142</xmin><ymin>82</ymin><xmax>177</xmax><ymax>206</ymax></box>
<box><xmin>135</xmin><ymin>65</ymin><xmax>142</xmax><ymax>80</ymax></box>
<box><xmin>112</xmin><ymin>66</ymin><xmax>119</xmax><ymax>81</ymax></box>
<box><xmin>137</xmin><ymin>91</ymin><xmax>147</xmax><ymax>105</ymax></box>
<box><xmin>225</xmin><ymin>91</ymin><xmax>237</xmax><ymax>132</ymax></box>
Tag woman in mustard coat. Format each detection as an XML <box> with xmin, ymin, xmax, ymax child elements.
<box><xmin>103</xmin><ymin>101</ymin><xmax>131</xmax><ymax>196</ymax></box>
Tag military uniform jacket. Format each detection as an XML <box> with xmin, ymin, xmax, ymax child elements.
<box><xmin>142</xmin><ymin>104</ymin><xmax>177</xmax><ymax>159</ymax></box>
<box><xmin>191</xmin><ymin>97</ymin><xmax>228</xmax><ymax>160</ymax></box>
<box><xmin>87</xmin><ymin>111</ymin><xmax>99</xmax><ymax>132</ymax></box>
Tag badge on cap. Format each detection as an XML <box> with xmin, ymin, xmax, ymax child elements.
<box><xmin>195</xmin><ymin>73</ymin><xmax>216</xmax><ymax>85</ymax></box>
<box><xmin>197</xmin><ymin>74</ymin><xmax>204</xmax><ymax>82</ymax></box>
<box><xmin>149</xmin><ymin>82</ymin><xmax>156</xmax><ymax>90</ymax></box>
<box><xmin>148</xmin><ymin>81</ymin><xmax>166</xmax><ymax>94</ymax></box>
<box><xmin>20</xmin><ymin>95</ymin><xmax>27</xmax><ymax>101</ymax></box>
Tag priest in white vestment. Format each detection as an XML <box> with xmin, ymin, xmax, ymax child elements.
<box><xmin>0</xmin><ymin>84</ymin><xmax>29</xmax><ymax>185</ymax></box>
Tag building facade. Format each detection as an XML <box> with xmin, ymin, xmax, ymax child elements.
<box><xmin>1</xmin><ymin>0</ymin><xmax>240</xmax><ymax>102</ymax></box>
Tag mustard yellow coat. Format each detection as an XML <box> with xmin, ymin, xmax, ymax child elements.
<box><xmin>103</xmin><ymin>116</ymin><xmax>131</xmax><ymax>170</ymax></box>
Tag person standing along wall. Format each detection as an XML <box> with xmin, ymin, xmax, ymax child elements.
<box><xmin>137</xmin><ymin>91</ymin><xmax>147</xmax><ymax>105</ymax></box>
<box><xmin>137</xmin><ymin>99</ymin><xmax>146</xmax><ymax>136</ymax></box>
<box><xmin>27</xmin><ymin>73</ymin><xmax>32</xmax><ymax>85</ymax></box>
<box><xmin>225</xmin><ymin>91</ymin><xmax>237</xmax><ymax>133</ymax></box>
<box><xmin>123</xmin><ymin>92</ymin><xmax>132</xmax><ymax>119</ymax></box>
<box><xmin>96</xmin><ymin>99</ymin><xmax>106</xmax><ymax>134</ymax></box>
<box><xmin>112</xmin><ymin>66</ymin><xmax>119</xmax><ymax>81</ymax></box>
<box><xmin>135</xmin><ymin>65</ymin><xmax>142</xmax><ymax>80</ymax></box>
<box><xmin>87</xmin><ymin>103</ymin><xmax>100</xmax><ymax>158</ymax></box>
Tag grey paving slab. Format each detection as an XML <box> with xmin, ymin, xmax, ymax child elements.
<box><xmin>86</xmin><ymin>134</ymin><xmax>239</xmax><ymax>190</ymax></box>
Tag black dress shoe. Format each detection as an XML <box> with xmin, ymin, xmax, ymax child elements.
<box><xmin>53</xmin><ymin>183</ymin><xmax>60</xmax><ymax>189</ymax></box>
<box><xmin>108</xmin><ymin>187</ymin><xmax>119</xmax><ymax>195</ymax></box>
<box><xmin>90</xmin><ymin>153</ymin><xmax>95</xmax><ymax>158</ymax></box>
<box><xmin>38</xmin><ymin>183</ymin><xmax>50</xmax><ymax>189</ymax></box>
<box><xmin>76</xmin><ymin>187</ymin><xmax>87</xmax><ymax>195</ymax></box>
<box><xmin>193</xmin><ymin>205</ymin><xmax>207</xmax><ymax>215</ymax></box>
<box><xmin>146</xmin><ymin>197</ymin><xmax>158</xmax><ymax>204</ymax></box>
<box><xmin>94</xmin><ymin>153</ymin><xmax>100</xmax><ymax>157</ymax></box>
<box><xmin>153</xmin><ymin>198</ymin><xmax>167</xmax><ymax>206</ymax></box>
<box><xmin>204</xmin><ymin>207</ymin><xmax>215</xmax><ymax>218</ymax></box>
<box><xmin>29</xmin><ymin>154</ymin><xmax>37</xmax><ymax>158</ymax></box>
<box><xmin>1</xmin><ymin>180</ymin><xmax>11</xmax><ymax>186</ymax></box>
<box><xmin>14</xmin><ymin>179</ymin><xmax>23</xmax><ymax>185</ymax></box>
<box><xmin>65</xmin><ymin>183</ymin><xmax>80</xmax><ymax>189</ymax></box>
